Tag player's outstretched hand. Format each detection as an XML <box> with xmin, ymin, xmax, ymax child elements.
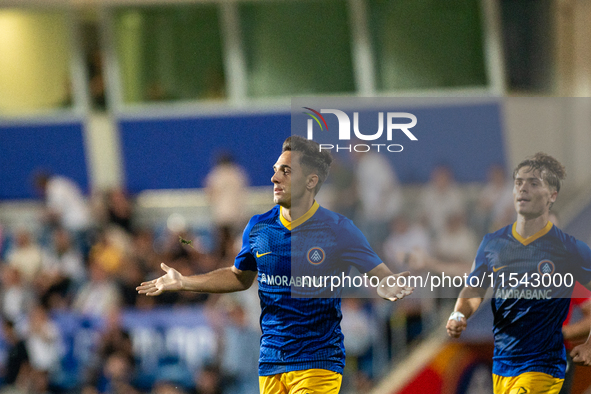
<box><xmin>571</xmin><ymin>342</ymin><xmax>591</xmax><ymax>366</ymax></box>
<box><xmin>446</xmin><ymin>313</ymin><xmax>467</xmax><ymax>338</ymax></box>
<box><xmin>136</xmin><ymin>263</ymin><xmax>183</xmax><ymax>296</ymax></box>
<box><xmin>377</xmin><ymin>271</ymin><xmax>414</xmax><ymax>301</ymax></box>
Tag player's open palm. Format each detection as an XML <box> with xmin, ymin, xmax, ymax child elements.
<box><xmin>446</xmin><ymin>316</ymin><xmax>467</xmax><ymax>338</ymax></box>
<box><xmin>377</xmin><ymin>271</ymin><xmax>414</xmax><ymax>301</ymax></box>
<box><xmin>136</xmin><ymin>263</ymin><xmax>183</xmax><ymax>296</ymax></box>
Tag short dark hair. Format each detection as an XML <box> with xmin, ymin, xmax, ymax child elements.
<box><xmin>513</xmin><ymin>152</ymin><xmax>566</xmax><ymax>192</ymax></box>
<box><xmin>282</xmin><ymin>136</ymin><xmax>333</xmax><ymax>194</ymax></box>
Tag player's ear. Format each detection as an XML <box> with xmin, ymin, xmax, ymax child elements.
<box><xmin>549</xmin><ymin>190</ymin><xmax>558</xmax><ymax>205</ymax></box>
<box><xmin>306</xmin><ymin>174</ymin><xmax>319</xmax><ymax>191</ymax></box>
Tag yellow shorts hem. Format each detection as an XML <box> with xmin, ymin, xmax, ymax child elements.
<box><xmin>492</xmin><ymin>372</ymin><xmax>564</xmax><ymax>394</ymax></box>
<box><xmin>259</xmin><ymin>369</ymin><xmax>342</xmax><ymax>394</ymax></box>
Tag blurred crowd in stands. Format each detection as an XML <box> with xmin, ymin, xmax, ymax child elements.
<box><xmin>0</xmin><ymin>153</ymin><xmax>519</xmax><ymax>394</ymax></box>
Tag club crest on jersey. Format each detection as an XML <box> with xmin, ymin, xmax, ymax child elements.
<box><xmin>307</xmin><ymin>247</ymin><xmax>326</xmax><ymax>265</ymax></box>
<box><xmin>537</xmin><ymin>260</ymin><xmax>555</xmax><ymax>275</ymax></box>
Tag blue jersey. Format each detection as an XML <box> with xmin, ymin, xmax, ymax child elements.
<box><xmin>468</xmin><ymin>222</ymin><xmax>591</xmax><ymax>379</ymax></box>
<box><xmin>233</xmin><ymin>201</ymin><xmax>382</xmax><ymax>376</ymax></box>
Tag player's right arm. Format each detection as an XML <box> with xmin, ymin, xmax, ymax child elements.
<box><xmin>136</xmin><ymin>262</ymin><xmax>257</xmax><ymax>296</ymax></box>
<box><xmin>446</xmin><ymin>286</ymin><xmax>487</xmax><ymax>338</ymax></box>
<box><xmin>447</xmin><ymin>234</ymin><xmax>492</xmax><ymax>338</ymax></box>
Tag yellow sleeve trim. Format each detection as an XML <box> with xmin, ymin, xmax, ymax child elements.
<box><xmin>512</xmin><ymin>221</ymin><xmax>553</xmax><ymax>246</ymax></box>
<box><xmin>279</xmin><ymin>201</ymin><xmax>320</xmax><ymax>230</ymax></box>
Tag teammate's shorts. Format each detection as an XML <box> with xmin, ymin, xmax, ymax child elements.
<box><xmin>493</xmin><ymin>372</ymin><xmax>564</xmax><ymax>394</ymax></box>
<box><xmin>259</xmin><ymin>369</ymin><xmax>342</xmax><ymax>394</ymax></box>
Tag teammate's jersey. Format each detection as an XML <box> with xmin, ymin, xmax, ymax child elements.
<box><xmin>234</xmin><ymin>201</ymin><xmax>382</xmax><ymax>376</ymax></box>
<box><xmin>468</xmin><ymin>222</ymin><xmax>591</xmax><ymax>379</ymax></box>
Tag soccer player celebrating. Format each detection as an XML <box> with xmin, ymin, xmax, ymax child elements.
<box><xmin>137</xmin><ymin>136</ymin><xmax>413</xmax><ymax>393</ymax></box>
<box><xmin>447</xmin><ymin>153</ymin><xmax>591</xmax><ymax>394</ymax></box>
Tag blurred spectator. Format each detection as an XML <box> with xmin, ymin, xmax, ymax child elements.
<box><xmin>383</xmin><ymin>216</ymin><xmax>431</xmax><ymax>272</ymax></box>
<box><xmin>34</xmin><ymin>172</ymin><xmax>93</xmax><ymax>256</ymax></box>
<box><xmin>192</xmin><ymin>364</ymin><xmax>222</xmax><ymax>394</ymax></box>
<box><xmin>73</xmin><ymin>261</ymin><xmax>121</xmax><ymax>316</ymax></box>
<box><xmin>0</xmin><ymin>267</ymin><xmax>34</xmax><ymax>322</ymax></box>
<box><xmin>352</xmin><ymin>151</ymin><xmax>403</xmax><ymax>249</ymax></box>
<box><xmin>87</xmin><ymin>310</ymin><xmax>137</xmax><ymax>394</ymax></box>
<box><xmin>341</xmin><ymin>298</ymin><xmax>372</xmax><ymax>363</ymax></box>
<box><xmin>419</xmin><ymin>165</ymin><xmax>465</xmax><ymax>237</ymax></box>
<box><xmin>6</xmin><ymin>228</ymin><xmax>43</xmax><ymax>284</ymax></box>
<box><xmin>132</xmin><ymin>229</ymin><xmax>160</xmax><ymax>274</ymax></box>
<box><xmin>99</xmin><ymin>310</ymin><xmax>134</xmax><ymax>364</ymax></box>
<box><xmin>104</xmin><ymin>189</ymin><xmax>135</xmax><ymax>234</ymax></box>
<box><xmin>117</xmin><ymin>258</ymin><xmax>145</xmax><ymax>307</ymax></box>
<box><xmin>472</xmin><ymin>164</ymin><xmax>514</xmax><ymax>236</ymax></box>
<box><xmin>1</xmin><ymin>317</ymin><xmax>31</xmax><ymax>391</ymax></box>
<box><xmin>99</xmin><ymin>351</ymin><xmax>139</xmax><ymax>394</ymax></box>
<box><xmin>24</xmin><ymin>305</ymin><xmax>61</xmax><ymax>378</ymax></box>
<box><xmin>217</xmin><ymin>298</ymin><xmax>259</xmax><ymax>394</ymax></box>
<box><xmin>204</xmin><ymin>153</ymin><xmax>249</xmax><ymax>259</ymax></box>
<box><xmin>37</xmin><ymin>227</ymin><xmax>86</xmax><ymax>309</ymax></box>
<box><xmin>433</xmin><ymin>212</ymin><xmax>479</xmax><ymax>263</ymax></box>
<box><xmin>88</xmin><ymin>228</ymin><xmax>130</xmax><ymax>276</ymax></box>
<box><xmin>42</xmin><ymin>227</ymin><xmax>86</xmax><ymax>283</ymax></box>
<box><xmin>90</xmin><ymin>225</ymin><xmax>143</xmax><ymax>306</ymax></box>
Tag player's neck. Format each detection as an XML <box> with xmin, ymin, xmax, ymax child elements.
<box><xmin>281</xmin><ymin>196</ymin><xmax>315</xmax><ymax>222</ymax></box>
<box><xmin>515</xmin><ymin>213</ymin><xmax>550</xmax><ymax>239</ymax></box>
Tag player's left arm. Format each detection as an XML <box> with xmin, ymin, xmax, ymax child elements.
<box><xmin>367</xmin><ymin>263</ymin><xmax>414</xmax><ymax>302</ymax></box>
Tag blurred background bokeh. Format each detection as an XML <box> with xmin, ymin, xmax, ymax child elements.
<box><xmin>1</xmin><ymin>0</ymin><xmax>591</xmax><ymax>393</ymax></box>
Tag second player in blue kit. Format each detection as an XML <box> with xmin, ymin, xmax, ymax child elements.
<box><xmin>447</xmin><ymin>153</ymin><xmax>591</xmax><ymax>394</ymax></box>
